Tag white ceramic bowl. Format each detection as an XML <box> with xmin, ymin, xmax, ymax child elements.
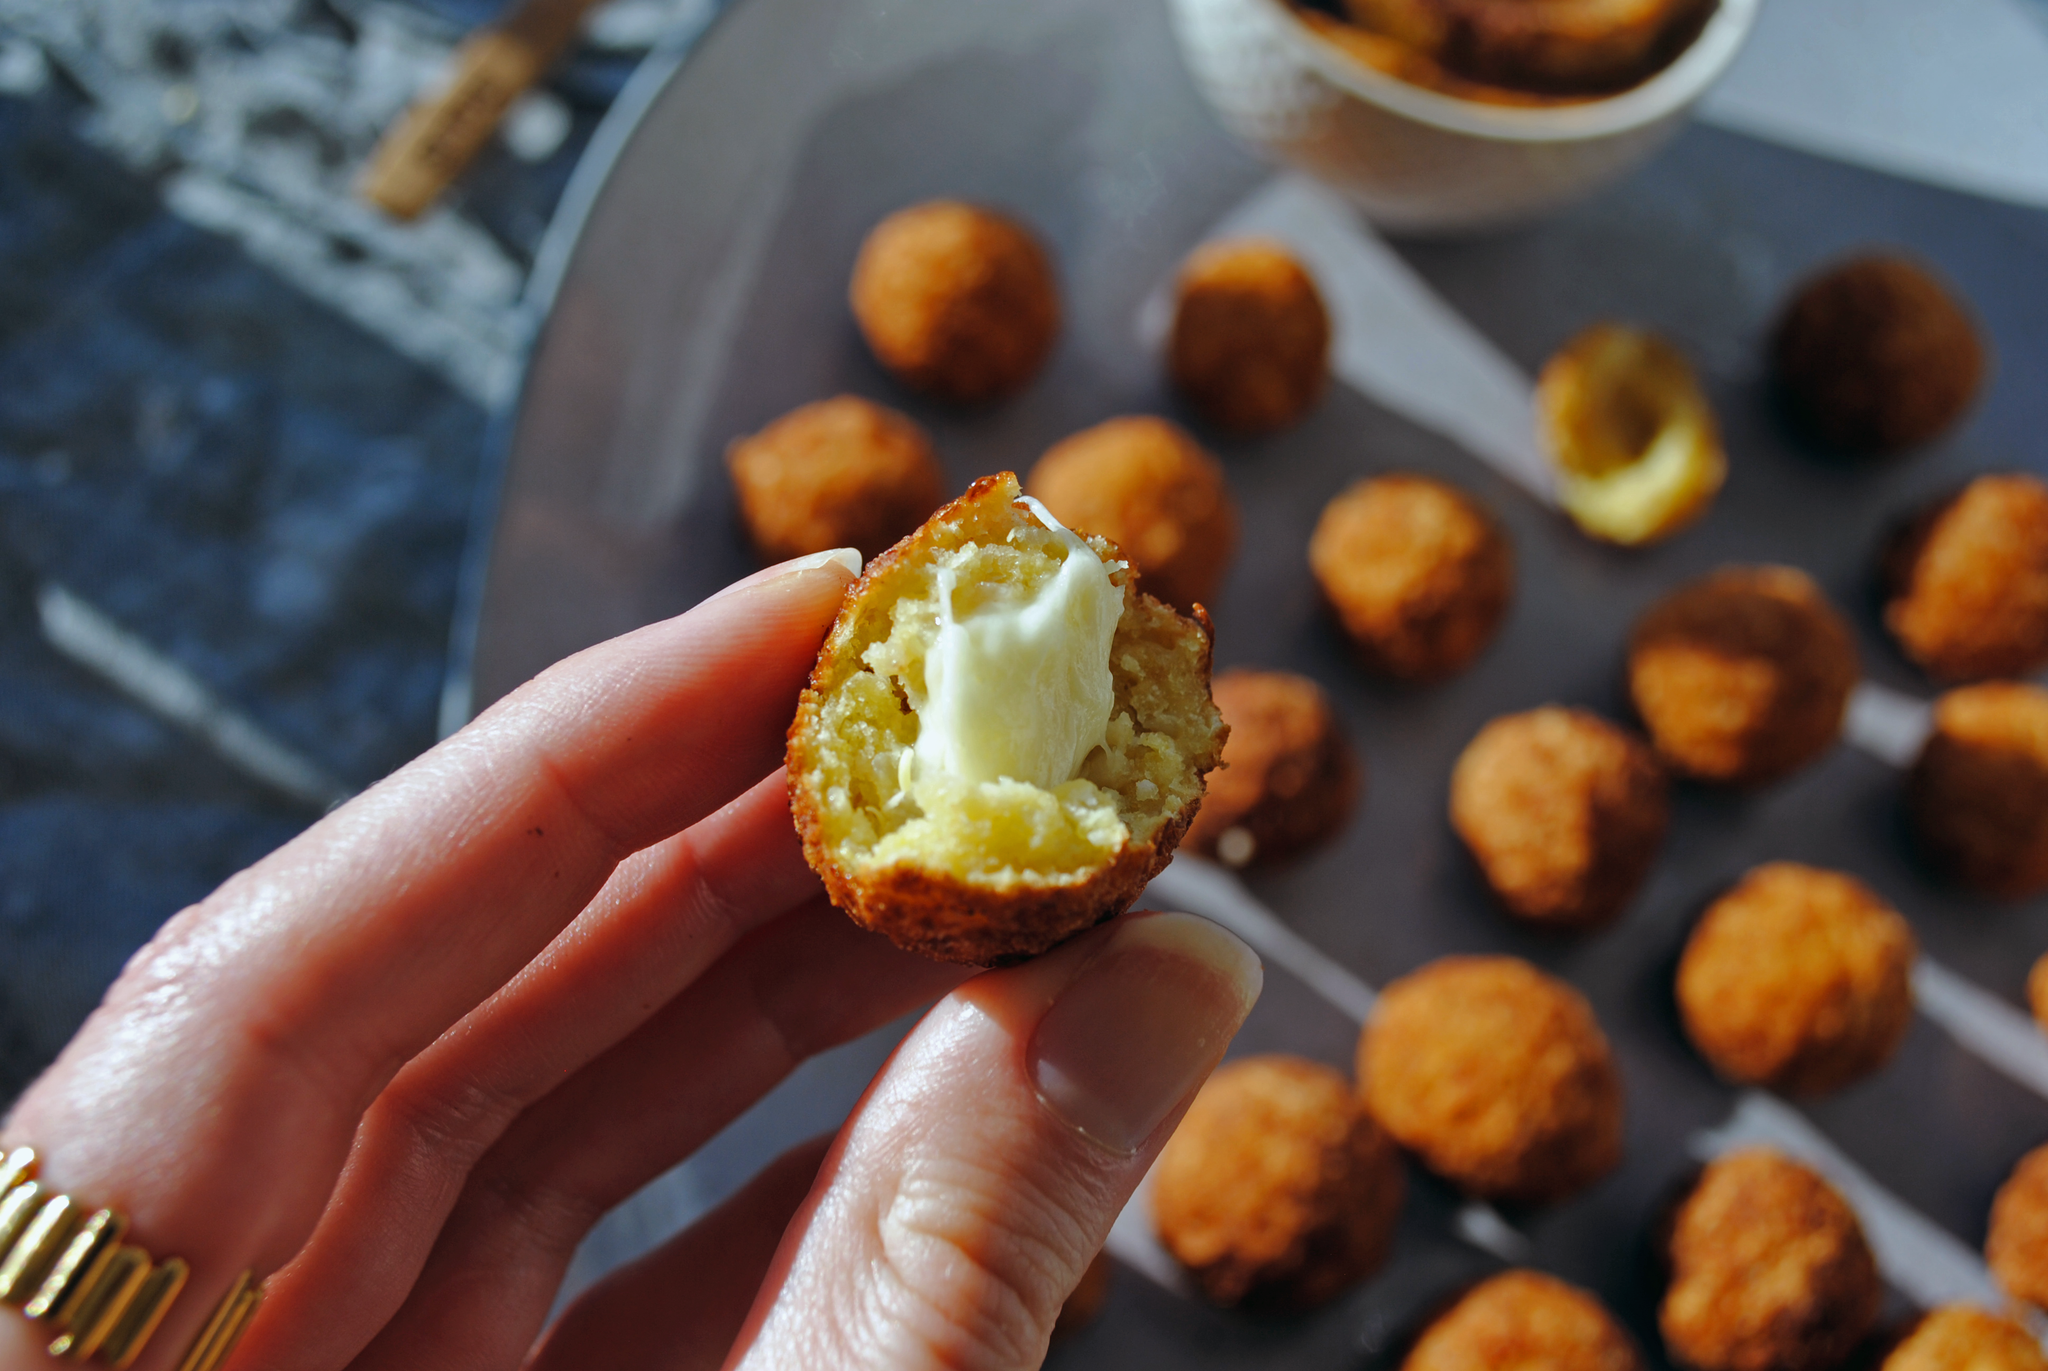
<box><xmin>1168</xmin><ymin>0</ymin><xmax>1761</xmax><ymax>234</ymax></box>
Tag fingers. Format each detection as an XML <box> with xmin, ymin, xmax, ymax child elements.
<box><xmin>731</xmin><ymin>912</ymin><xmax>1262</xmax><ymax>1371</ymax></box>
<box><xmin>0</xmin><ymin>552</ymin><xmax>856</xmax><ymax>1370</ymax></box>
<box><xmin>524</xmin><ymin>1137</ymin><xmax>832</xmax><ymax>1371</ymax></box>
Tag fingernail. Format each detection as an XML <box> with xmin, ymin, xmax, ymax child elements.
<box><xmin>705</xmin><ymin>548</ymin><xmax>862</xmax><ymax>605</ymax></box>
<box><xmin>1030</xmin><ymin>913</ymin><xmax>1262</xmax><ymax>1154</ymax></box>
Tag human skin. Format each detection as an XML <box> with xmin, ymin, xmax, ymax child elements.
<box><xmin>0</xmin><ymin>551</ymin><xmax>1261</xmax><ymax>1371</ymax></box>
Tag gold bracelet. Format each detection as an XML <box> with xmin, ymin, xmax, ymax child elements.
<box><xmin>0</xmin><ymin>1148</ymin><xmax>261</xmax><ymax>1370</ymax></box>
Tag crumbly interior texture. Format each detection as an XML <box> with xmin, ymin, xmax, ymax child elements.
<box><xmin>801</xmin><ymin>503</ymin><xmax>1215</xmax><ymax>890</ymax></box>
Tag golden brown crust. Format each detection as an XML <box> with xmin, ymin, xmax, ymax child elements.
<box><xmin>1340</xmin><ymin>0</ymin><xmax>1715</xmax><ymax>95</ymax></box>
<box><xmin>1310</xmin><ymin>474</ymin><xmax>1514</xmax><ymax>682</ymax></box>
<box><xmin>1883</xmin><ymin>474</ymin><xmax>2048</xmax><ymax>682</ymax></box>
<box><xmin>1627</xmin><ymin>565</ymin><xmax>1858</xmax><ymax>786</ymax></box>
<box><xmin>1907</xmin><ymin>683</ymin><xmax>2048</xmax><ymax>900</ymax></box>
<box><xmin>850</xmin><ymin>201</ymin><xmax>1060</xmax><ymax>404</ymax></box>
<box><xmin>1405</xmin><ymin>1271</ymin><xmax>1644</xmax><ymax>1371</ymax></box>
<box><xmin>1026</xmin><ymin>416</ymin><xmax>1239</xmax><ymax>615</ymax></box>
<box><xmin>1358</xmin><ymin>955</ymin><xmax>1623</xmax><ymax>1204</ymax></box>
<box><xmin>726</xmin><ymin>395</ymin><xmax>947</xmax><ymax>563</ymax></box>
<box><xmin>1880</xmin><ymin>1306</ymin><xmax>2048</xmax><ymax>1371</ymax></box>
<box><xmin>1676</xmin><ymin>863</ymin><xmax>1917</xmax><ymax>1095</ymax></box>
<box><xmin>1450</xmin><ymin>706</ymin><xmax>1668</xmax><ymax>929</ymax></box>
<box><xmin>1988</xmin><ymin>1143</ymin><xmax>2048</xmax><ymax>1310</ymax></box>
<box><xmin>1153</xmin><ymin>1055</ymin><xmax>1405</xmax><ymax>1311</ymax></box>
<box><xmin>2030</xmin><ymin>953</ymin><xmax>2048</xmax><ymax>1034</ymax></box>
<box><xmin>1660</xmin><ymin>1150</ymin><xmax>1880</xmax><ymax>1371</ymax></box>
<box><xmin>1186</xmin><ymin>669</ymin><xmax>1360</xmax><ymax>868</ymax></box>
<box><xmin>1772</xmin><ymin>254</ymin><xmax>1987</xmax><ymax>454</ymax></box>
<box><xmin>1168</xmin><ymin>239</ymin><xmax>1331</xmax><ymax>435</ymax></box>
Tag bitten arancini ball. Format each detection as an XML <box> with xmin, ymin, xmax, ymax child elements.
<box><xmin>1660</xmin><ymin>1149</ymin><xmax>1880</xmax><ymax>1371</ymax></box>
<box><xmin>1772</xmin><ymin>254</ymin><xmax>1987</xmax><ymax>453</ymax></box>
<box><xmin>1883</xmin><ymin>473</ymin><xmax>2048</xmax><ymax>682</ymax></box>
<box><xmin>1358</xmin><ymin>956</ymin><xmax>1623</xmax><ymax>1203</ymax></box>
<box><xmin>1907</xmin><ymin>683</ymin><xmax>2048</xmax><ymax>900</ymax></box>
<box><xmin>1184</xmin><ymin>669</ymin><xmax>1360</xmax><ymax>868</ymax></box>
<box><xmin>1404</xmin><ymin>1271</ymin><xmax>1644</xmax><ymax>1371</ymax></box>
<box><xmin>1450</xmin><ymin>707</ymin><xmax>1669</xmax><ymax>930</ymax></box>
<box><xmin>1881</xmin><ymin>1306</ymin><xmax>2048</xmax><ymax>1371</ymax></box>
<box><xmin>1628</xmin><ymin>566</ymin><xmax>1859</xmax><ymax>786</ymax></box>
<box><xmin>786</xmin><ymin>473</ymin><xmax>1226</xmax><ymax>964</ymax></box>
<box><xmin>1168</xmin><ymin>238</ymin><xmax>1331</xmax><ymax>435</ymax></box>
<box><xmin>849</xmin><ymin>201</ymin><xmax>1060</xmax><ymax>404</ymax></box>
<box><xmin>1310</xmin><ymin>474</ymin><xmax>1514</xmax><ymax>682</ymax></box>
<box><xmin>1026</xmin><ymin>416</ymin><xmax>1238</xmax><ymax>615</ymax></box>
<box><xmin>726</xmin><ymin>395</ymin><xmax>946</xmax><ymax>563</ymax></box>
<box><xmin>1676</xmin><ymin>863</ymin><xmax>1917</xmax><ymax>1096</ymax></box>
<box><xmin>1988</xmin><ymin>1143</ymin><xmax>2048</xmax><ymax>1309</ymax></box>
<box><xmin>1153</xmin><ymin>1054</ymin><xmax>1405</xmax><ymax>1311</ymax></box>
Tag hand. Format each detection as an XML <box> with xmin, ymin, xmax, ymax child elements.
<box><xmin>0</xmin><ymin>550</ymin><xmax>1261</xmax><ymax>1371</ymax></box>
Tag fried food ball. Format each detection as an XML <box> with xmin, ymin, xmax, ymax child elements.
<box><xmin>1358</xmin><ymin>956</ymin><xmax>1623</xmax><ymax>1203</ymax></box>
<box><xmin>1450</xmin><ymin>707</ymin><xmax>1669</xmax><ymax>930</ymax></box>
<box><xmin>1535</xmin><ymin>324</ymin><xmax>1727</xmax><ymax>546</ymax></box>
<box><xmin>787</xmin><ymin>473</ymin><xmax>1226</xmax><ymax>964</ymax></box>
<box><xmin>1988</xmin><ymin>1142</ymin><xmax>2048</xmax><ymax>1309</ymax></box>
<box><xmin>1883</xmin><ymin>473</ymin><xmax>2048</xmax><ymax>681</ymax></box>
<box><xmin>1676</xmin><ymin>863</ymin><xmax>1917</xmax><ymax>1096</ymax></box>
<box><xmin>1168</xmin><ymin>239</ymin><xmax>1331</xmax><ymax>435</ymax></box>
<box><xmin>2030</xmin><ymin>953</ymin><xmax>2048</xmax><ymax>1034</ymax></box>
<box><xmin>1627</xmin><ymin>566</ymin><xmax>1859</xmax><ymax>786</ymax></box>
<box><xmin>849</xmin><ymin>201</ymin><xmax>1060</xmax><ymax>404</ymax></box>
<box><xmin>1341</xmin><ymin>0</ymin><xmax>1712</xmax><ymax>93</ymax></box>
<box><xmin>1310</xmin><ymin>474</ymin><xmax>1514</xmax><ymax>682</ymax></box>
<box><xmin>1881</xmin><ymin>1306</ymin><xmax>2048</xmax><ymax>1371</ymax></box>
<box><xmin>1052</xmin><ymin>1250</ymin><xmax>1113</xmax><ymax>1339</ymax></box>
<box><xmin>1907</xmin><ymin>683</ymin><xmax>2048</xmax><ymax>900</ymax></box>
<box><xmin>1405</xmin><ymin>1271</ymin><xmax>1644</xmax><ymax>1371</ymax></box>
<box><xmin>1153</xmin><ymin>1054</ymin><xmax>1405</xmax><ymax>1311</ymax></box>
<box><xmin>1184</xmin><ymin>669</ymin><xmax>1360</xmax><ymax>869</ymax></box>
<box><xmin>1772</xmin><ymin>254</ymin><xmax>1987</xmax><ymax>453</ymax></box>
<box><xmin>1660</xmin><ymin>1149</ymin><xmax>1880</xmax><ymax>1371</ymax></box>
<box><xmin>1026</xmin><ymin>416</ymin><xmax>1238</xmax><ymax>615</ymax></box>
<box><xmin>725</xmin><ymin>395</ymin><xmax>946</xmax><ymax>563</ymax></box>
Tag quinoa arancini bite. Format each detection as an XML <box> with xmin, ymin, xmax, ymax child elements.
<box><xmin>1660</xmin><ymin>1149</ymin><xmax>1880</xmax><ymax>1371</ymax></box>
<box><xmin>1676</xmin><ymin>863</ymin><xmax>1917</xmax><ymax>1096</ymax></box>
<box><xmin>1883</xmin><ymin>473</ymin><xmax>2048</xmax><ymax>682</ymax></box>
<box><xmin>1184</xmin><ymin>669</ymin><xmax>1360</xmax><ymax>869</ymax></box>
<box><xmin>1153</xmin><ymin>1054</ymin><xmax>1405</xmax><ymax>1311</ymax></box>
<box><xmin>1025</xmin><ymin>415</ymin><xmax>1238</xmax><ymax>616</ymax></box>
<box><xmin>1310</xmin><ymin>474</ymin><xmax>1514</xmax><ymax>682</ymax></box>
<box><xmin>1988</xmin><ymin>1142</ymin><xmax>2048</xmax><ymax>1309</ymax></box>
<box><xmin>1627</xmin><ymin>565</ymin><xmax>1859</xmax><ymax>786</ymax></box>
<box><xmin>785</xmin><ymin>473</ymin><xmax>1226</xmax><ymax>965</ymax></box>
<box><xmin>1906</xmin><ymin>682</ymin><xmax>2048</xmax><ymax>900</ymax></box>
<box><xmin>725</xmin><ymin>395</ymin><xmax>946</xmax><ymax>563</ymax></box>
<box><xmin>1881</xmin><ymin>1306</ymin><xmax>2048</xmax><ymax>1371</ymax></box>
<box><xmin>1450</xmin><ymin>706</ymin><xmax>1669</xmax><ymax>930</ymax></box>
<box><xmin>1168</xmin><ymin>238</ymin><xmax>1331</xmax><ymax>435</ymax></box>
<box><xmin>1403</xmin><ymin>1270</ymin><xmax>1643</xmax><ymax>1371</ymax></box>
<box><xmin>1358</xmin><ymin>956</ymin><xmax>1623</xmax><ymax>1204</ymax></box>
<box><xmin>849</xmin><ymin>201</ymin><xmax>1060</xmax><ymax>404</ymax></box>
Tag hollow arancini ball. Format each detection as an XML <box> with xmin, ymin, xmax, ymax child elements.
<box><xmin>1883</xmin><ymin>473</ymin><xmax>2048</xmax><ymax>682</ymax></box>
<box><xmin>1676</xmin><ymin>863</ymin><xmax>1917</xmax><ymax>1096</ymax></box>
<box><xmin>1881</xmin><ymin>1306</ymin><xmax>2048</xmax><ymax>1371</ymax></box>
<box><xmin>849</xmin><ymin>201</ymin><xmax>1059</xmax><ymax>404</ymax></box>
<box><xmin>1627</xmin><ymin>566</ymin><xmax>1859</xmax><ymax>786</ymax></box>
<box><xmin>1450</xmin><ymin>706</ymin><xmax>1669</xmax><ymax>930</ymax></box>
<box><xmin>1153</xmin><ymin>1054</ymin><xmax>1405</xmax><ymax>1311</ymax></box>
<box><xmin>1907</xmin><ymin>682</ymin><xmax>2048</xmax><ymax>900</ymax></box>
<box><xmin>1026</xmin><ymin>416</ymin><xmax>1238</xmax><ymax>615</ymax></box>
<box><xmin>1184</xmin><ymin>669</ymin><xmax>1360</xmax><ymax>869</ymax></box>
<box><xmin>1310</xmin><ymin>474</ymin><xmax>1514</xmax><ymax>682</ymax></box>
<box><xmin>1404</xmin><ymin>1270</ymin><xmax>1644</xmax><ymax>1371</ymax></box>
<box><xmin>1772</xmin><ymin>254</ymin><xmax>1987</xmax><ymax>454</ymax></box>
<box><xmin>1358</xmin><ymin>956</ymin><xmax>1623</xmax><ymax>1204</ymax></box>
<box><xmin>726</xmin><ymin>395</ymin><xmax>946</xmax><ymax>563</ymax></box>
<box><xmin>1660</xmin><ymin>1149</ymin><xmax>1880</xmax><ymax>1371</ymax></box>
<box><xmin>1988</xmin><ymin>1143</ymin><xmax>2048</xmax><ymax>1310</ymax></box>
<box><xmin>1168</xmin><ymin>238</ymin><xmax>1331</xmax><ymax>435</ymax></box>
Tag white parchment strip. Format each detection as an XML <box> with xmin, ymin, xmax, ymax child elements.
<box><xmin>1913</xmin><ymin>959</ymin><xmax>2048</xmax><ymax>1105</ymax></box>
<box><xmin>1843</xmin><ymin>680</ymin><xmax>1936</xmax><ymax>769</ymax></box>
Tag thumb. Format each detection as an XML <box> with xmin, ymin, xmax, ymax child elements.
<box><xmin>727</xmin><ymin>910</ymin><xmax>1262</xmax><ymax>1371</ymax></box>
